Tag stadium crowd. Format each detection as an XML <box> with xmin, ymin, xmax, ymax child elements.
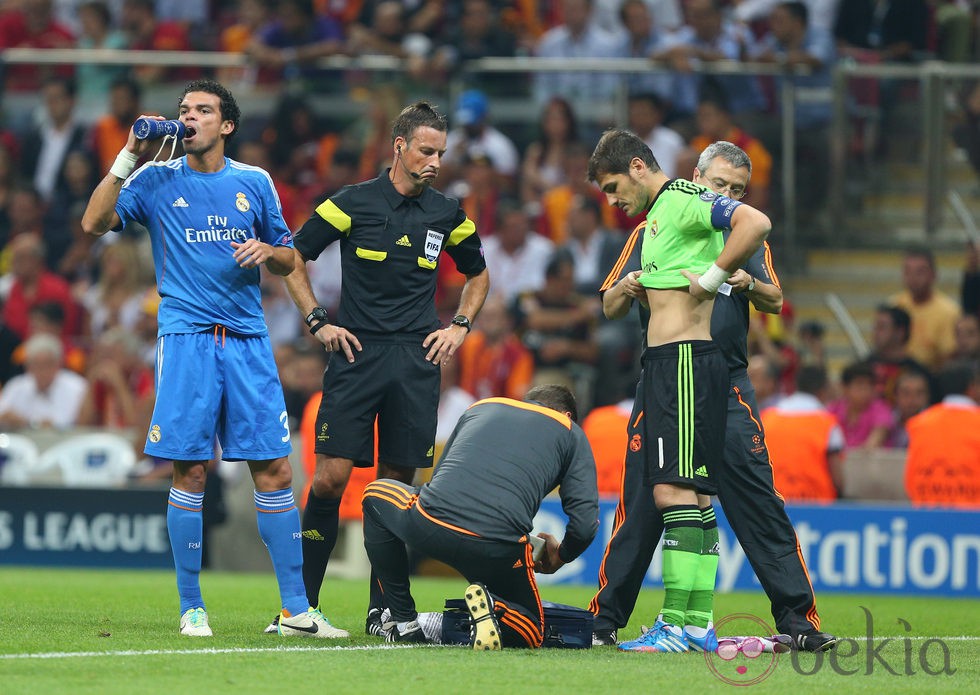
<box><xmin>0</xmin><ymin>0</ymin><xmax>978</xmax><ymax>507</ymax></box>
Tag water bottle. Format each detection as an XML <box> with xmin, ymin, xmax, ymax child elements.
<box><xmin>133</xmin><ymin>118</ymin><xmax>186</xmax><ymax>140</ymax></box>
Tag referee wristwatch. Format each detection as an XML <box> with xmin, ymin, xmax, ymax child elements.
<box><xmin>305</xmin><ymin>306</ymin><xmax>330</xmax><ymax>335</ymax></box>
<box><xmin>450</xmin><ymin>314</ymin><xmax>472</xmax><ymax>332</ymax></box>
<box><xmin>746</xmin><ymin>277</ymin><xmax>756</xmax><ymax>293</ymax></box>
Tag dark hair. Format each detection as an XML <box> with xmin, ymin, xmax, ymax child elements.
<box><xmin>697</xmin><ymin>88</ymin><xmax>732</xmax><ymax>116</ymax></box>
<box><xmin>79</xmin><ymin>1</ymin><xmax>111</xmax><ymax>25</ymax></box>
<box><xmin>796</xmin><ymin>365</ymin><xmax>828</xmax><ymax>395</ymax></box>
<box><xmin>628</xmin><ymin>91</ymin><xmax>668</xmax><ymax>114</ymax></box>
<box><xmin>619</xmin><ymin>0</ymin><xmax>647</xmax><ymax>24</ymax></box>
<box><xmin>283</xmin><ymin>0</ymin><xmax>315</xmax><ymax>17</ymax></box>
<box><xmin>799</xmin><ymin>320</ymin><xmax>824</xmax><ymax>340</ymax></box>
<box><xmin>110</xmin><ymin>75</ymin><xmax>142</xmax><ymax>102</ymax></box>
<box><xmin>30</xmin><ymin>301</ymin><xmax>65</xmax><ymax>325</ymax></box>
<box><xmin>587</xmin><ymin>128</ymin><xmax>658</xmax><ymax>183</ymax></box>
<box><xmin>179</xmin><ymin>79</ymin><xmax>241</xmax><ymax>140</ymax></box>
<box><xmin>841</xmin><ymin>361</ymin><xmax>876</xmax><ymax>385</ymax></box>
<box><xmin>127</xmin><ymin>0</ymin><xmax>155</xmax><ymax>12</ymax></box>
<box><xmin>905</xmin><ymin>245</ymin><xmax>936</xmax><ymax>271</ymax></box>
<box><xmin>44</xmin><ymin>75</ymin><xmax>76</xmax><ymax>99</ymax></box>
<box><xmin>571</xmin><ymin>194</ymin><xmax>601</xmax><ymax>217</ymax></box>
<box><xmin>545</xmin><ymin>249</ymin><xmax>575</xmax><ymax>279</ymax></box>
<box><xmin>937</xmin><ymin>360</ymin><xmax>980</xmax><ymax>398</ymax></box>
<box><xmin>391</xmin><ymin>101</ymin><xmax>448</xmax><ymax>144</ymax></box>
<box><xmin>539</xmin><ymin>96</ymin><xmax>579</xmax><ymax>145</ymax></box>
<box><xmin>778</xmin><ymin>1</ymin><xmax>809</xmax><ymax>26</ymax></box>
<box><xmin>525</xmin><ymin>384</ymin><xmax>579</xmax><ymax>423</ymax></box>
<box><xmin>876</xmin><ymin>304</ymin><xmax>911</xmax><ymax>343</ymax></box>
<box><xmin>496</xmin><ymin>196</ymin><xmax>525</xmax><ymax>217</ymax></box>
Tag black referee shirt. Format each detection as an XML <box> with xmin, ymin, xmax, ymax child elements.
<box><xmin>293</xmin><ymin>170</ymin><xmax>486</xmax><ymax>336</ymax></box>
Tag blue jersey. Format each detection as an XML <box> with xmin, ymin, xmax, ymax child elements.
<box><xmin>116</xmin><ymin>157</ymin><xmax>293</xmax><ymax>337</ymax></box>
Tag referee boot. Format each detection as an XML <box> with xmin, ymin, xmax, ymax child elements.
<box><xmin>366</xmin><ymin>607</ymin><xmax>386</xmax><ymax>637</ymax></box>
<box><xmin>792</xmin><ymin>629</ymin><xmax>838</xmax><ymax>652</ymax></box>
<box><xmin>592</xmin><ymin>628</ymin><xmax>618</xmax><ymax>646</ymax></box>
<box><xmin>464</xmin><ymin>583</ymin><xmax>502</xmax><ymax>651</ymax></box>
<box><xmin>386</xmin><ymin>619</ymin><xmax>429</xmax><ymax>644</ymax></box>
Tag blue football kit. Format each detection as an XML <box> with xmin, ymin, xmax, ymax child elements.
<box><xmin>117</xmin><ymin>157</ymin><xmax>293</xmax><ymax>461</ymax></box>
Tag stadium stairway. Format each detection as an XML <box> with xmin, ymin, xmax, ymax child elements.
<box><xmin>782</xmin><ymin>248</ymin><xmax>966</xmax><ymax>376</ymax></box>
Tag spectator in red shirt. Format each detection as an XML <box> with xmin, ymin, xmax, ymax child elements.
<box><xmin>0</xmin><ymin>0</ymin><xmax>74</xmax><ymax>91</ymax></box>
<box><xmin>77</xmin><ymin>326</ymin><xmax>155</xmax><ymax>430</ymax></box>
<box><xmin>120</xmin><ymin>0</ymin><xmax>193</xmax><ymax>84</ymax></box>
<box><xmin>457</xmin><ymin>294</ymin><xmax>534</xmax><ymax>401</ymax></box>
<box><xmin>1</xmin><ymin>233</ymin><xmax>79</xmax><ymax>341</ymax></box>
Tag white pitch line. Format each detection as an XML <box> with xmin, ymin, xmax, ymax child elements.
<box><xmin>0</xmin><ymin>644</ymin><xmax>445</xmax><ymax>660</ymax></box>
<box><xmin>2</xmin><ymin>638</ymin><xmax>979</xmax><ymax>661</ymax></box>
<box><xmin>836</xmin><ymin>636</ymin><xmax>980</xmax><ymax>642</ymax></box>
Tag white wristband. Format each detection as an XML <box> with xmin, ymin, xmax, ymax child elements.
<box><xmin>109</xmin><ymin>149</ymin><xmax>139</xmax><ymax>180</ymax></box>
<box><xmin>697</xmin><ymin>263</ymin><xmax>731</xmax><ymax>294</ymax></box>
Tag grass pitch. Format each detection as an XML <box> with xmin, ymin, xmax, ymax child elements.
<box><xmin>1</xmin><ymin>567</ymin><xmax>976</xmax><ymax>694</ymax></box>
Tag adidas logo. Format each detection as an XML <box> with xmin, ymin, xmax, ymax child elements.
<box><xmin>695</xmin><ymin>465</ymin><xmax>708</xmax><ymax>477</ymax></box>
<box><xmin>396</xmin><ymin>235</ymin><xmax>411</xmax><ymax>247</ymax></box>
<box><xmin>172</xmin><ymin>196</ymin><xmax>189</xmax><ymax>208</ymax></box>
<box><xmin>302</xmin><ymin>530</ymin><xmax>326</xmax><ymax>541</ymax></box>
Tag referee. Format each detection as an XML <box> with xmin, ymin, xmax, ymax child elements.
<box><xmin>282</xmin><ymin>101</ymin><xmax>490</xmax><ymax>635</ymax></box>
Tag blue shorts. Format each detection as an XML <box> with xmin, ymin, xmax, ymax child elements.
<box><xmin>145</xmin><ymin>331</ymin><xmax>291</xmax><ymax>461</ymax></box>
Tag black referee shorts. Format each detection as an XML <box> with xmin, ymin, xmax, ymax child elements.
<box><xmin>315</xmin><ymin>337</ymin><xmax>439</xmax><ymax>469</ymax></box>
<box><xmin>639</xmin><ymin>340</ymin><xmax>727</xmax><ymax>489</ymax></box>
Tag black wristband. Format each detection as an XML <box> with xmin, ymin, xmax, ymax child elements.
<box><xmin>308</xmin><ymin>319</ymin><xmax>330</xmax><ymax>336</ymax></box>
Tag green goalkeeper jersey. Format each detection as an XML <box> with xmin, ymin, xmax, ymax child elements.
<box><xmin>639</xmin><ymin>179</ymin><xmax>742</xmax><ymax>289</ymax></box>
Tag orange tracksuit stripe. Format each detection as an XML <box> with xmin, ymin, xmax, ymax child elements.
<box><xmin>600</xmin><ymin>227</ymin><xmax>640</xmax><ymax>291</ymax></box>
<box><xmin>362</xmin><ymin>481</ymin><xmax>416</xmax><ymax>510</ymax></box>
<box><xmin>524</xmin><ymin>542</ymin><xmax>545</xmax><ymax>644</ymax></box>
<box><xmin>733</xmin><ymin>386</ymin><xmax>763</xmax><ymax>432</ymax></box>
<box><xmin>763</xmin><ymin>242</ymin><xmax>781</xmax><ymax>288</ymax></box>
<box><xmin>362</xmin><ymin>490</ymin><xmax>414</xmax><ymax>510</ymax></box>
<box><xmin>414</xmin><ymin>501</ymin><xmax>480</xmax><ymax>537</ymax></box>
<box><xmin>590</xmin><ymin>459</ymin><xmax>629</xmax><ymax>615</ymax></box>
<box><xmin>472</xmin><ymin>397</ymin><xmax>571</xmax><ymax>429</ymax></box>
<box><xmin>496</xmin><ymin>602</ymin><xmax>542</xmax><ymax>646</ymax></box>
<box><xmin>366</xmin><ymin>480</ymin><xmax>415</xmax><ymax>503</ymax></box>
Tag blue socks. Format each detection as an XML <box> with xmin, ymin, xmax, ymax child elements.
<box><xmin>254</xmin><ymin>489</ymin><xmax>308</xmax><ymax>617</ymax></box>
<box><xmin>167</xmin><ymin>488</ymin><xmax>205</xmax><ymax>614</ymax></box>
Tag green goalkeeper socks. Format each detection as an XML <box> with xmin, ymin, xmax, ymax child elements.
<box><xmin>660</xmin><ymin>505</ymin><xmax>703</xmax><ymax>627</ymax></box>
<box><xmin>686</xmin><ymin>506</ymin><xmax>720</xmax><ymax>630</ymax></box>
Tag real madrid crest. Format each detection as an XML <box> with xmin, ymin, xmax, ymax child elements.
<box><xmin>648</xmin><ymin>219</ymin><xmax>658</xmax><ymax>238</ymax></box>
<box><xmin>149</xmin><ymin>424</ymin><xmax>162</xmax><ymax>443</ymax></box>
<box><xmin>236</xmin><ymin>192</ymin><xmax>250</xmax><ymax>212</ymax></box>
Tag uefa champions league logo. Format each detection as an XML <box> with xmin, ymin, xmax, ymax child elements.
<box><xmin>703</xmin><ymin>614</ymin><xmax>781</xmax><ymax>686</ymax></box>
